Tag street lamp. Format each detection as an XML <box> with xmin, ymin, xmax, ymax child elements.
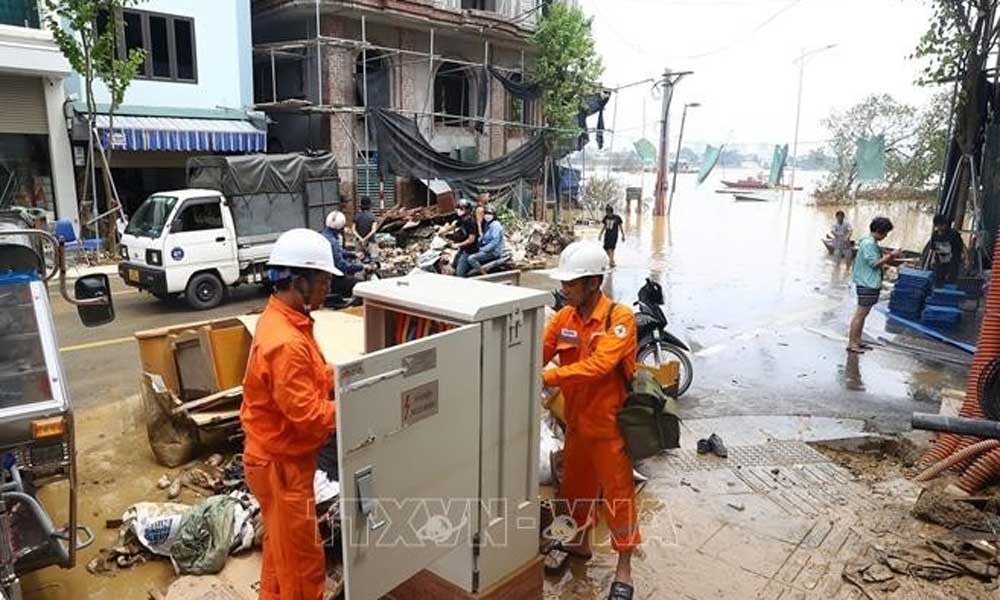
<box><xmin>668</xmin><ymin>102</ymin><xmax>701</xmax><ymax>211</ymax></box>
<box><xmin>789</xmin><ymin>44</ymin><xmax>837</xmax><ymax>195</ymax></box>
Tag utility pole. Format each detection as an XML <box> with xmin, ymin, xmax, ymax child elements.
<box><xmin>789</xmin><ymin>44</ymin><xmax>837</xmax><ymax>198</ymax></box>
<box><xmin>668</xmin><ymin>102</ymin><xmax>700</xmax><ymax>214</ymax></box>
<box><xmin>653</xmin><ymin>69</ymin><xmax>692</xmax><ymax>216</ymax></box>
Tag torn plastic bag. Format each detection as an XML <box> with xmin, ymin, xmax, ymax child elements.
<box><xmin>123</xmin><ymin>502</ymin><xmax>192</xmax><ymax>557</ymax></box>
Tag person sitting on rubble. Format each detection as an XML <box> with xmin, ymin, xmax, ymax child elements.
<box><xmin>462</xmin><ymin>205</ymin><xmax>505</xmax><ymax>277</ymax></box>
<box><xmin>449</xmin><ymin>198</ymin><xmax>480</xmax><ymax>276</ymax></box>
<box><xmin>322</xmin><ymin>210</ymin><xmax>373</xmax><ymax>297</ymax></box>
<box><xmin>240</xmin><ymin>228</ymin><xmax>340</xmax><ymax>600</ymax></box>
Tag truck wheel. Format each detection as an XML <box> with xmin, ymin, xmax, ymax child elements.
<box><xmin>186</xmin><ymin>272</ymin><xmax>225</xmax><ymax>310</ymax></box>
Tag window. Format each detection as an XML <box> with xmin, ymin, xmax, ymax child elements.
<box><xmin>461</xmin><ymin>0</ymin><xmax>496</xmax><ymax>11</ymax></box>
<box><xmin>507</xmin><ymin>72</ymin><xmax>532</xmax><ymax>126</ymax></box>
<box><xmin>434</xmin><ymin>62</ymin><xmax>472</xmax><ymax>126</ymax></box>
<box><xmin>0</xmin><ymin>0</ymin><xmax>40</xmax><ymax>28</ymax></box>
<box><xmin>355</xmin><ymin>51</ymin><xmax>391</xmax><ymax>108</ymax></box>
<box><xmin>174</xmin><ymin>201</ymin><xmax>222</xmax><ymax>232</ymax></box>
<box><xmin>110</xmin><ymin>10</ymin><xmax>198</xmax><ymax>83</ymax></box>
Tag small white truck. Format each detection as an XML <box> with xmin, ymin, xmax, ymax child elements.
<box><xmin>118</xmin><ymin>153</ymin><xmax>341</xmax><ymax>309</ymax></box>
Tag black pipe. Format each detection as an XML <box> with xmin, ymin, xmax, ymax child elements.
<box><xmin>912</xmin><ymin>413</ymin><xmax>1000</xmax><ymax>438</ymax></box>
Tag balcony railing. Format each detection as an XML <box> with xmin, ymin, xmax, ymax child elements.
<box><xmin>0</xmin><ymin>0</ymin><xmax>41</xmax><ymax>28</ymax></box>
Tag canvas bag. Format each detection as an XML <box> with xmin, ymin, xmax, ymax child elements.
<box><xmin>605</xmin><ymin>304</ymin><xmax>682</xmax><ymax>461</ymax></box>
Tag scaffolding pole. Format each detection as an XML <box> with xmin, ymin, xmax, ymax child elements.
<box><xmin>427</xmin><ymin>28</ymin><xmax>435</xmax><ymax>137</ymax></box>
<box><xmin>315</xmin><ymin>0</ymin><xmax>322</xmax><ymax>106</ymax></box>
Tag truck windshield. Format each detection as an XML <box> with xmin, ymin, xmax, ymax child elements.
<box><xmin>125</xmin><ymin>196</ymin><xmax>178</xmax><ymax>238</ymax></box>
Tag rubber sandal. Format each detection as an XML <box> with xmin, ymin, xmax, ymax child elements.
<box><xmin>609</xmin><ymin>581</ymin><xmax>635</xmax><ymax>599</ymax></box>
<box><xmin>846</xmin><ymin>347</ymin><xmax>866</xmax><ymax>354</ymax></box>
<box><xmin>550</xmin><ymin>541</ymin><xmax>592</xmax><ymax>560</ymax></box>
<box><xmin>543</xmin><ymin>546</ymin><xmax>569</xmax><ymax>575</ymax></box>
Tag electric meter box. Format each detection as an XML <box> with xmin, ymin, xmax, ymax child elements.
<box><xmin>333</xmin><ymin>273</ymin><xmax>550</xmax><ymax>600</ymax></box>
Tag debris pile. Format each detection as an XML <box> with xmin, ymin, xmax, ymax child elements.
<box><xmin>362</xmin><ymin>206</ymin><xmax>576</xmax><ymax>276</ymax></box>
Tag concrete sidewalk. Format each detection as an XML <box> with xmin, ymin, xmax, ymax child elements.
<box><xmin>545</xmin><ymin>416</ymin><xmax>985</xmax><ymax>599</ymax></box>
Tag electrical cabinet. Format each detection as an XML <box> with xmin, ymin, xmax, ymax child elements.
<box><xmin>334</xmin><ymin>274</ymin><xmax>549</xmax><ymax>600</ymax></box>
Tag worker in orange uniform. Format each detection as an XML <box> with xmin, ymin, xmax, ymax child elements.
<box><xmin>240</xmin><ymin>228</ymin><xmax>343</xmax><ymax>600</ymax></box>
<box><xmin>544</xmin><ymin>240</ymin><xmax>639</xmax><ymax>600</ymax></box>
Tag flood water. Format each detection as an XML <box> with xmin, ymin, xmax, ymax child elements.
<box><xmin>541</xmin><ymin>169</ymin><xmax>964</xmax><ymax>599</ymax></box>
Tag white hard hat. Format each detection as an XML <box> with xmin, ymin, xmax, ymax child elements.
<box><xmin>326</xmin><ymin>210</ymin><xmax>347</xmax><ymax>230</ymax></box>
<box><xmin>268</xmin><ymin>228</ymin><xmax>343</xmax><ymax>276</ymax></box>
<box><xmin>550</xmin><ymin>240</ymin><xmax>609</xmax><ymax>282</ymax></box>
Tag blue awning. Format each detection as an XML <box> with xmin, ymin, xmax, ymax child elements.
<box><xmin>95</xmin><ymin>115</ymin><xmax>266</xmax><ymax>153</ymax></box>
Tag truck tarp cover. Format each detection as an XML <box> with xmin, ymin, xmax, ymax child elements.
<box><xmin>372</xmin><ymin>109</ymin><xmax>545</xmax><ymax>195</ymax></box>
<box><xmin>186</xmin><ymin>153</ymin><xmax>338</xmax><ymax>196</ymax></box>
<box><xmin>186</xmin><ymin>153</ymin><xmax>339</xmax><ymax>240</ymax></box>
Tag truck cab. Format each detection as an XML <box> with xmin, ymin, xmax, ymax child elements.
<box><xmin>118</xmin><ymin>189</ymin><xmax>239</xmax><ymax>309</ymax></box>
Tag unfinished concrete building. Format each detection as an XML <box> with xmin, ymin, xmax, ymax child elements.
<box><xmin>251</xmin><ymin>0</ymin><xmax>545</xmax><ymax>212</ymax></box>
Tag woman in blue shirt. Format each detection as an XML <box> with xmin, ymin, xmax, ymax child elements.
<box><xmin>849</xmin><ymin>216</ymin><xmax>903</xmax><ymax>353</ymax></box>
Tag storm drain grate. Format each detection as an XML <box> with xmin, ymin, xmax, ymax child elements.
<box><xmin>646</xmin><ymin>440</ymin><xmax>831</xmax><ymax>474</ymax></box>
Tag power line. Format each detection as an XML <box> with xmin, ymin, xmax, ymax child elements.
<box><xmin>675</xmin><ymin>0</ymin><xmax>806</xmax><ymax>60</ymax></box>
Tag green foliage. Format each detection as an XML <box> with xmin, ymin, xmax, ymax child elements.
<box><xmin>911</xmin><ymin>0</ymin><xmax>983</xmax><ymax>85</ymax></box>
<box><xmin>44</xmin><ymin>0</ymin><xmax>146</xmax><ymax>114</ymax></box>
<box><xmin>531</xmin><ymin>2</ymin><xmax>604</xmax><ymax>141</ymax></box>
<box><xmin>819</xmin><ymin>93</ymin><xmax>949</xmax><ymax>197</ymax></box>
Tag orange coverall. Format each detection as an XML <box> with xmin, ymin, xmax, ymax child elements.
<box><xmin>241</xmin><ymin>296</ymin><xmax>336</xmax><ymax>600</ymax></box>
<box><xmin>543</xmin><ymin>294</ymin><xmax>641</xmax><ymax>552</ymax></box>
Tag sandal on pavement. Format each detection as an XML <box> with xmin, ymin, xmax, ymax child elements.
<box><xmin>609</xmin><ymin>581</ymin><xmax>635</xmax><ymax>599</ymax></box>
<box><xmin>846</xmin><ymin>347</ymin><xmax>866</xmax><ymax>354</ymax></box>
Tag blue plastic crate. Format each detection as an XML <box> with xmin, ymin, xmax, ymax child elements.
<box><xmin>926</xmin><ymin>288</ymin><xmax>967</xmax><ymax>307</ymax></box>
<box><xmin>921</xmin><ymin>305</ymin><xmax>962</xmax><ymax>324</ymax></box>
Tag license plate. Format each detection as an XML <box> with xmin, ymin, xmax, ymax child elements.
<box><xmin>129</xmin><ymin>269</ymin><xmax>139</xmax><ymax>282</ymax></box>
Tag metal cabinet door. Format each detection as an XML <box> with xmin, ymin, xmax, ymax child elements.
<box><xmin>336</xmin><ymin>324</ymin><xmax>481</xmax><ymax>600</ymax></box>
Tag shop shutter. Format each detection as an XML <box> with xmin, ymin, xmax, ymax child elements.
<box><xmin>0</xmin><ymin>76</ymin><xmax>48</xmax><ymax>135</ymax></box>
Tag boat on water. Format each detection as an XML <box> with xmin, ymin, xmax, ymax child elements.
<box><xmin>722</xmin><ymin>177</ymin><xmax>769</xmax><ymax>190</ymax></box>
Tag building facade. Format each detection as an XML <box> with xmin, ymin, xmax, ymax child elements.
<box><xmin>0</xmin><ymin>1</ymin><xmax>79</xmax><ymax>229</ymax></box>
<box><xmin>65</xmin><ymin>0</ymin><xmax>266</xmax><ymax>220</ymax></box>
<box><xmin>252</xmin><ymin>0</ymin><xmax>542</xmax><ymax>212</ymax></box>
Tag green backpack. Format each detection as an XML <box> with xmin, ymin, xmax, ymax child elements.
<box><xmin>606</xmin><ymin>304</ymin><xmax>682</xmax><ymax>461</ymax></box>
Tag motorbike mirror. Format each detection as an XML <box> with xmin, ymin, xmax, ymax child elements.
<box><xmin>75</xmin><ymin>274</ymin><xmax>116</xmax><ymax>327</ymax></box>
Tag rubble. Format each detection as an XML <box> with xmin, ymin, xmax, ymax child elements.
<box><xmin>364</xmin><ymin>207</ymin><xmax>576</xmax><ymax>276</ymax></box>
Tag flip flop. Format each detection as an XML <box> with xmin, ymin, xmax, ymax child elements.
<box><xmin>609</xmin><ymin>581</ymin><xmax>635</xmax><ymax>599</ymax></box>
<box><xmin>846</xmin><ymin>347</ymin><xmax>866</xmax><ymax>354</ymax></box>
<box><xmin>859</xmin><ymin>343</ymin><xmax>875</xmax><ymax>350</ymax></box>
<box><xmin>542</xmin><ymin>542</ymin><xmax>594</xmax><ymax>560</ymax></box>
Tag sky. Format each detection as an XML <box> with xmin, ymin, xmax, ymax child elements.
<box><xmin>577</xmin><ymin>0</ymin><xmax>941</xmax><ymax>155</ymax></box>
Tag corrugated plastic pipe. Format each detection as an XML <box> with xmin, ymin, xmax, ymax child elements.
<box><xmin>919</xmin><ymin>231</ymin><xmax>1000</xmax><ymax>469</ymax></box>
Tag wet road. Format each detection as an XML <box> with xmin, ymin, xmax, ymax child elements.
<box><xmin>50</xmin><ymin>277</ymin><xmax>269</xmax><ymax>409</ymax></box>
<box><xmin>565</xmin><ymin>169</ymin><xmax>964</xmax><ymax>433</ymax></box>
<box><xmin>52</xmin><ymin>169</ymin><xmax>964</xmax><ymax>433</ymax></box>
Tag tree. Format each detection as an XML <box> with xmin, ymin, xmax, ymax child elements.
<box><xmin>44</xmin><ymin>0</ymin><xmax>145</xmax><ymax>238</ymax></box>
<box><xmin>579</xmin><ymin>176</ymin><xmax>622</xmax><ymax>221</ymax></box>
<box><xmin>819</xmin><ymin>94</ymin><xmax>922</xmax><ymax>197</ymax></box>
<box><xmin>912</xmin><ymin>0</ymin><xmax>999</xmax><ymax>222</ymax></box>
<box><xmin>531</xmin><ymin>2</ymin><xmax>604</xmax><ymax>143</ymax></box>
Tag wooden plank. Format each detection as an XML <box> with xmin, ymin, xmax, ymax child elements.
<box><xmin>208</xmin><ymin>326</ymin><xmax>252</xmax><ymax>390</ymax></box>
<box><xmin>189</xmin><ymin>410</ymin><xmax>240</xmax><ymax>427</ymax></box>
<box><xmin>171</xmin><ymin>386</ymin><xmax>243</xmax><ymax>416</ymax></box>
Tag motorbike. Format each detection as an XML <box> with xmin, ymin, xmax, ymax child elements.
<box><xmin>552</xmin><ymin>277</ymin><xmax>693</xmax><ymax>396</ymax></box>
<box><xmin>0</xmin><ymin>213</ymin><xmax>116</xmax><ymax>600</ymax></box>
<box><xmin>414</xmin><ymin>238</ymin><xmax>515</xmax><ymax>277</ymax></box>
